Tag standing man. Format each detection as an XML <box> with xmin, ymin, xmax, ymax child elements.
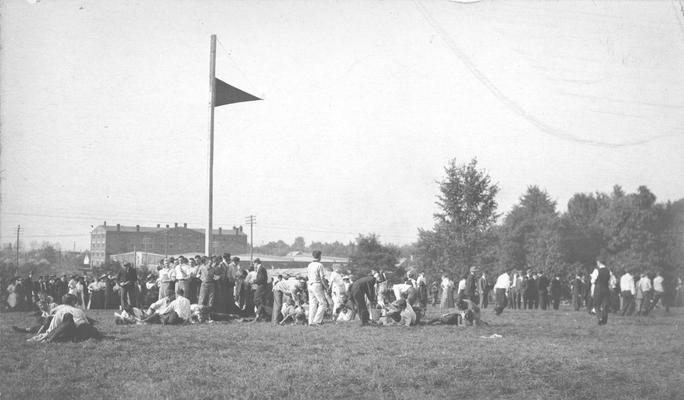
<box><xmin>253</xmin><ymin>258</ymin><xmax>269</xmax><ymax>322</ymax></box>
<box><xmin>417</xmin><ymin>272</ymin><xmax>428</xmax><ymax>310</ymax></box>
<box><xmin>620</xmin><ymin>269</ymin><xmax>636</xmax><ymax>316</ymax></box>
<box><xmin>349</xmin><ymin>273</ymin><xmax>377</xmax><ymax>326</ymax></box>
<box><xmin>549</xmin><ymin>275</ymin><xmax>562</xmax><ymax>310</ymax></box>
<box><xmin>223</xmin><ymin>254</ymin><xmax>238</xmax><ymax>311</ymax></box>
<box><xmin>636</xmin><ymin>272</ymin><xmax>652</xmax><ymax>316</ymax></box>
<box><xmin>197</xmin><ymin>257</ymin><xmax>216</xmax><ymax>311</ymax></box>
<box><xmin>174</xmin><ymin>257</ymin><xmax>191</xmax><ymax>299</ymax></box>
<box><xmin>525</xmin><ymin>270</ymin><xmax>538</xmax><ymax>310</ymax></box>
<box><xmin>464</xmin><ymin>266</ymin><xmax>479</xmax><ymax>303</ymax></box>
<box><xmin>592</xmin><ymin>260</ymin><xmax>612</xmax><ymax>325</ymax></box>
<box><xmin>328</xmin><ymin>266</ymin><xmax>347</xmax><ymax>314</ymax></box>
<box><xmin>571</xmin><ymin>272</ymin><xmax>584</xmax><ymax>311</ymax></box>
<box><xmin>509</xmin><ymin>270</ymin><xmax>522</xmax><ymax>310</ymax></box>
<box><xmin>157</xmin><ymin>258</ymin><xmax>173</xmax><ymax>301</ymax></box>
<box><xmin>306</xmin><ymin>250</ymin><xmax>328</xmax><ymax>326</ymax></box>
<box><xmin>537</xmin><ymin>272</ymin><xmax>550</xmax><ymax>310</ymax></box>
<box><xmin>649</xmin><ymin>271</ymin><xmax>665</xmax><ymax>313</ymax></box>
<box><xmin>493</xmin><ymin>268</ymin><xmax>512</xmax><ymax>315</ymax></box>
<box><xmin>118</xmin><ymin>262</ymin><xmax>137</xmax><ymax>309</ymax></box>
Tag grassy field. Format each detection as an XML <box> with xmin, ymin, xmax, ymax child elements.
<box><xmin>1</xmin><ymin>305</ymin><xmax>682</xmax><ymax>400</ymax></box>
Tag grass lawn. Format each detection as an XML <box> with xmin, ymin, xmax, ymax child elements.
<box><xmin>1</xmin><ymin>305</ymin><xmax>682</xmax><ymax>400</ymax></box>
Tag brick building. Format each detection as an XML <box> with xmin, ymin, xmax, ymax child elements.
<box><xmin>90</xmin><ymin>222</ymin><xmax>248</xmax><ymax>266</ymax></box>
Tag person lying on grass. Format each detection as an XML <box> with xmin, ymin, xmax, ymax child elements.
<box><xmin>114</xmin><ymin>305</ymin><xmax>146</xmax><ymax>325</ymax></box>
<box><xmin>377</xmin><ymin>298</ymin><xmax>417</xmax><ymax>326</ymax></box>
<box><xmin>424</xmin><ymin>299</ymin><xmax>486</xmax><ymax>326</ymax></box>
<box><xmin>26</xmin><ymin>294</ymin><xmax>104</xmax><ymax>343</ymax></box>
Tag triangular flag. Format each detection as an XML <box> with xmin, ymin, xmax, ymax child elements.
<box><xmin>214</xmin><ymin>78</ymin><xmax>261</xmax><ymax>107</ymax></box>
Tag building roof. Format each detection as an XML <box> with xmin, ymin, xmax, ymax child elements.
<box><xmin>93</xmin><ymin>224</ymin><xmax>246</xmax><ymax>236</ymax></box>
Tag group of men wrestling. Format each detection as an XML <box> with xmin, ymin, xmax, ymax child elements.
<box><xmin>12</xmin><ymin>293</ymin><xmax>104</xmax><ymax>342</ymax></box>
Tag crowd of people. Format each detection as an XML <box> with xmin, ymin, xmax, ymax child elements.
<box><xmin>4</xmin><ymin>250</ymin><xmax>683</xmax><ymax>341</ymax></box>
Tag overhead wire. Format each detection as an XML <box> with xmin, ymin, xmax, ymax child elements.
<box><xmin>411</xmin><ymin>0</ymin><xmax>674</xmax><ymax>148</ymax></box>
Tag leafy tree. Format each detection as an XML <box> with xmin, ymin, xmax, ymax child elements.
<box><xmin>499</xmin><ymin>186</ymin><xmax>563</xmax><ymax>274</ymax></box>
<box><xmin>254</xmin><ymin>240</ymin><xmax>291</xmax><ymax>256</ymax></box>
<box><xmin>596</xmin><ymin>186</ymin><xmax>669</xmax><ymax>274</ymax></box>
<box><xmin>349</xmin><ymin>234</ymin><xmax>400</xmax><ymax>278</ymax></box>
<box><xmin>416</xmin><ymin>158</ymin><xmax>499</xmax><ymax>278</ymax></box>
<box><xmin>291</xmin><ymin>236</ymin><xmax>307</xmax><ymax>252</ymax></box>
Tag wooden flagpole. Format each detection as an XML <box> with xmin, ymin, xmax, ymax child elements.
<box><xmin>206</xmin><ymin>34</ymin><xmax>216</xmax><ymax>256</ymax></box>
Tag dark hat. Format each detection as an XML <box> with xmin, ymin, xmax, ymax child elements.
<box><xmin>168</xmin><ymin>257</ymin><xmax>175</xmax><ymax>262</ymax></box>
<box><xmin>123</xmin><ymin>262</ymin><xmax>132</xmax><ymax>267</ymax></box>
<box><xmin>254</xmin><ymin>258</ymin><xmax>261</xmax><ymax>264</ymax></box>
<box><xmin>232</xmin><ymin>257</ymin><xmax>240</xmax><ymax>262</ymax></box>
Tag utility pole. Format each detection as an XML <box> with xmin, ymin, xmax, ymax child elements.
<box><xmin>205</xmin><ymin>34</ymin><xmax>217</xmax><ymax>257</ymax></box>
<box><xmin>15</xmin><ymin>225</ymin><xmax>21</xmax><ymax>275</ymax></box>
<box><xmin>245</xmin><ymin>215</ymin><xmax>256</xmax><ymax>262</ymax></box>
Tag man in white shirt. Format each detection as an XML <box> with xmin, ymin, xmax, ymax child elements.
<box><xmin>649</xmin><ymin>271</ymin><xmax>666</xmax><ymax>313</ymax></box>
<box><xmin>636</xmin><ymin>273</ymin><xmax>652</xmax><ymax>316</ymax></box>
<box><xmin>174</xmin><ymin>257</ymin><xmax>191</xmax><ymax>299</ymax></box>
<box><xmin>157</xmin><ymin>258</ymin><xmax>174</xmax><ymax>301</ymax></box>
<box><xmin>620</xmin><ymin>270</ymin><xmax>636</xmax><ymax>316</ymax></box>
<box><xmin>493</xmin><ymin>268</ymin><xmax>512</xmax><ymax>315</ymax></box>
<box><xmin>306</xmin><ymin>250</ymin><xmax>328</xmax><ymax>326</ymax></box>
<box><xmin>159</xmin><ymin>288</ymin><xmax>191</xmax><ymax>325</ymax></box>
<box><xmin>328</xmin><ymin>267</ymin><xmax>347</xmax><ymax>316</ymax></box>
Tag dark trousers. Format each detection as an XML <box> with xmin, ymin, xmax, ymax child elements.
<box><xmin>638</xmin><ymin>292</ymin><xmax>652</xmax><ymax>315</ymax></box>
<box><xmin>480</xmin><ymin>291</ymin><xmax>489</xmax><ymax>309</ymax></box>
<box><xmin>620</xmin><ymin>291</ymin><xmax>635</xmax><ymax>316</ymax></box>
<box><xmin>572</xmin><ymin>293</ymin><xmax>582</xmax><ymax>311</ymax></box>
<box><xmin>649</xmin><ymin>291</ymin><xmax>664</xmax><ymax>312</ymax></box>
<box><xmin>595</xmin><ymin>289</ymin><xmax>610</xmax><ymax>324</ymax></box>
<box><xmin>351</xmin><ymin>289</ymin><xmax>370</xmax><ymax>325</ymax></box>
<box><xmin>494</xmin><ymin>288</ymin><xmax>507</xmax><ymax>314</ymax></box>
<box><xmin>551</xmin><ymin>294</ymin><xmax>560</xmax><ymax>310</ymax></box>
<box><xmin>525</xmin><ymin>292</ymin><xmax>537</xmax><ymax>309</ymax></box>
<box><xmin>120</xmin><ymin>285</ymin><xmax>136</xmax><ymax>308</ymax></box>
<box><xmin>160</xmin><ymin>310</ymin><xmax>183</xmax><ymax>325</ymax></box>
<box><xmin>539</xmin><ymin>292</ymin><xmax>548</xmax><ymax>310</ymax></box>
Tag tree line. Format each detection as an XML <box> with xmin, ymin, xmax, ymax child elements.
<box><xmin>410</xmin><ymin>158</ymin><xmax>683</xmax><ymax>282</ymax></box>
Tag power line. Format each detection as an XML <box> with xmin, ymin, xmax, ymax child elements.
<box><xmin>411</xmin><ymin>0</ymin><xmax>672</xmax><ymax>148</ymax></box>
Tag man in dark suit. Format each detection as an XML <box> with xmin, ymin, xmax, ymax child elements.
<box><xmin>592</xmin><ymin>260</ymin><xmax>612</xmax><ymax>325</ymax></box>
<box><xmin>537</xmin><ymin>272</ymin><xmax>550</xmax><ymax>310</ymax></box>
<box><xmin>118</xmin><ymin>262</ymin><xmax>138</xmax><ymax>309</ymax></box>
<box><xmin>571</xmin><ymin>272</ymin><xmax>584</xmax><ymax>311</ymax></box>
<box><xmin>350</xmin><ymin>274</ymin><xmax>377</xmax><ymax>326</ymax></box>
<box><xmin>525</xmin><ymin>271</ymin><xmax>538</xmax><ymax>310</ymax></box>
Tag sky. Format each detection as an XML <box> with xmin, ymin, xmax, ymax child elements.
<box><xmin>2</xmin><ymin>0</ymin><xmax>684</xmax><ymax>251</ymax></box>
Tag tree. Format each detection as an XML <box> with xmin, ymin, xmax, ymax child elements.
<box><xmin>499</xmin><ymin>186</ymin><xmax>564</xmax><ymax>275</ymax></box>
<box><xmin>558</xmin><ymin>192</ymin><xmax>608</xmax><ymax>271</ymax></box>
<box><xmin>416</xmin><ymin>158</ymin><xmax>500</xmax><ymax>278</ymax></box>
<box><xmin>291</xmin><ymin>236</ymin><xmax>307</xmax><ymax>252</ymax></box>
<box><xmin>349</xmin><ymin>234</ymin><xmax>400</xmax><ymax>278</ymax></box>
